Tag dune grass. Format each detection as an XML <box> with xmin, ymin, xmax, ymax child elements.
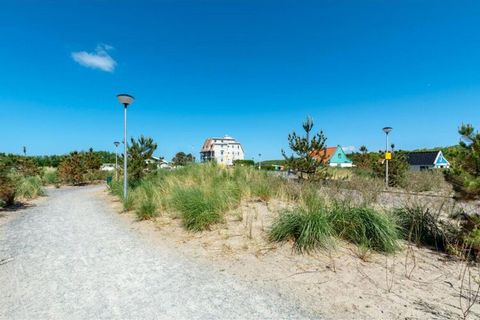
<box><xmin>269</xmin><ymin>205</ymin><xmax>333</xmax><ymax>253</ymax></box>
<box><xmin>16</xmin><ymin>176</ymin><xmax>45</xmax><ymax>200</ymax></box>
<box><xmin>110</xmin><ymin>163</ymin><xmax>402</xmax><ymax>254</ymax></box>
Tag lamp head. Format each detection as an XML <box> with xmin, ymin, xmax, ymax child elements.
<box><xmin>382</xmin><ymin>127</ymin><xmax>393</xmax><ymax>134</ymax></box>
<box><xmin>114</xmin><ymin>141</ymin><xmax>120</xmax><ymax>147</ymax></box>
<box><xmin>117</xmin><ymin>94</ymin><xmax>134</xmax><ymax>106</ymax></box>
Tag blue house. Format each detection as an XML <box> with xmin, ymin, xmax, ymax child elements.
<box><xmin>311</xmin><ymin>145</ymin><xmax>353</xmax><ymax>167</ymax></box>
<box><xmin>406</xmin><ymin>151</ymin><xmax>450</xmax><ymax>171</ymax></box>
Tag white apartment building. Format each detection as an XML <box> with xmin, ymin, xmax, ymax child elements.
<box><xmin>200</xmin><ymin>135</ymin><xmax>244</xmax><ymax>166</ymax></box>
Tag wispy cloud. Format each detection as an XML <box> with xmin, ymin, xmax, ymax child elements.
<box><xmin>342</xmin><ymin>146</ymin><xmax>356</xmax><ymax>154</ymax></box>
<box><xmin>71</xmin><ymin>44</ymin><xmax>117</xmax><ymax>72</ymax></box>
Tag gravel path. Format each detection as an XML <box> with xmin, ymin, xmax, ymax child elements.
<box><xmin>0</xmin><ymin>185</ymin><xmax>316</xmax><ymax>319</ymax></box>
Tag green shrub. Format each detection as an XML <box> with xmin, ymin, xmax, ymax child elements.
<box><xmin>330</xmin><ymin>204</ymin><xmax>399</xmax><ymax>253</ymax></box>
<box><xmin>269</xmin><ymin>206</ymin><xmax>333</xmax><ymax>253</ymax></box>
<box><xmin>16</xmin><ymin>176</ymin><xmax>45</xmax><ymax>199</ymax></box>
<box><xmin>171</xmin><ymin>187</ymin><xmax>223</xmax><ymax>231</ymax></box>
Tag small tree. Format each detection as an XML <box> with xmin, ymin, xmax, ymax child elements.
<box><xmin>445</xmin><ymin>124</ymin><xmax>480</xmax><ymax>198</ymax></box>
<box><xmin>128</xmin><ymin>135</ymin><xmax>158</xmax><ymax>182</ymax></box>
<box><xmin>172</xmin><ymin>152</ymin><xmax>194</xmax><ymax>167</ymax></box>
<box><xmin>58</xmin><ymin>152</ymin><xmax>87</xmax><ymax>185</ymax></box>
<box><xmin>282</xmin><ymin>116</ymin><xmax>328</xmax><ymax>179</ymax></box>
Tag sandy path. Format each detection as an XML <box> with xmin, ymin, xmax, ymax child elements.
<box><xmin>0</xmin><ymin>185</ymin><xmax>317</xmax><ymax>319</ymax></box>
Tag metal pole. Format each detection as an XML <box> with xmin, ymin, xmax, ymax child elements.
<box><xmin>385</xmin><ymin>133</ymin><xmax>389</xmax><ymax>188</ymax></box>
<box><xmin>123</xmin><ymin>104</ymin><xmax>128</xmax><ymax>199</ymax></box>
<box><xmin>115</xmin><ymin>148</ymin><xmax>118</xmax><ymax>181</ymax></box>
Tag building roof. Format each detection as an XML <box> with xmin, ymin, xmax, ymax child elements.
<box><xmin>200</xmin><ymin>135</ymin><xmax>243</xmax><ymax>152</ymax></box>
<box><xmin>310</xmin><ymin>146</ymin><xmax>338</xmax><ymax>162</ymax></box>
<box><xmin>406</xmin><ymin>151</ymin><xmax>439</xmax><ymax>166</ymax></box>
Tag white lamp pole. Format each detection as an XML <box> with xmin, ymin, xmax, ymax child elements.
<box><xmin>382</xmin><ymin>127</ymin><xmax>392</xmax><ymax>188</ymax></box>
<box><xmin>117</xmin><ymin>94</ymin><xmax>135</xmax><ymax>199</ymax></box>
<box><xmin>258</xmin><ymin>153</ymin><xmax>262</xmax><ymax>170</ymax></box>
<box><xmin>114</xmin><ymin>141</ymin><xmax>120</xmax><ymax>181</ymax></box>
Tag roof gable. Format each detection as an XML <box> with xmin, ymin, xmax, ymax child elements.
<box><xmin>330</xmin><ymin>146</ymin><xmax>353</xmax><ymax>164</ymax></box>
<box><xmin>434</xmin><ymin>151</ymin><xmax>450</xmax><ymax>165</ymax></box>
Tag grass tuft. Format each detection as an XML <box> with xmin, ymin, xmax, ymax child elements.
<box><xmin>16</xmin><ymin>176</ymin><xmax>45</xmax><ymax>199</ymax></box>
<box><xmin>171</xmin><ymin>186</ymin><xmax>223</xmax><ymax>231</ymax></box>
<box><xmin>330</xmin><ymin>204</ymin><xmax>399</xmax><ymax>253</ymax></box>
<box><xmin>269</xmin><ymin>198</ymin><xmax>333</xmax><ymax>253</ymax></box>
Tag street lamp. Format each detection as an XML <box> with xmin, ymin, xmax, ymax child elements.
<box><xmin>382</xmin><ymin>127</ymin><xmax>393</xmax><ymax>188</ymax></box>
<box><xmin>258</xmin><ymin>153</ymin><xmax>262</xmax><ymax>170</ymax></box>
<box><xmin>117</xmin><ymin>93</ymin><xmax>135</xmax><ymax>199</ymax></box>
<box><xmin>114</xmin><ymin>141</ymin><xmax>120</xmax><ymax>181</ymax></box>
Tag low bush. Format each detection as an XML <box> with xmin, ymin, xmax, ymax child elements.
<box><xmin>330</xmin><ymin>204</ymin><xmax>400</xmax><ymax>253</ymax></box>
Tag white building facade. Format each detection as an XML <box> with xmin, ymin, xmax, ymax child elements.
<box><xmin>200</xmin><ymin>135</ymin><xmax>244</xmax><ymax>166</ymax></box>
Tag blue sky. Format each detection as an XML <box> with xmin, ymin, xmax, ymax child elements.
<box><xmin>0</xmin><ymin>1</ymin><xmax>479</xmax><ymax>160</ymax></box>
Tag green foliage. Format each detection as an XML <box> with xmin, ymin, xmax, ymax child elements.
<box><xmin>137</xmin><ymin>199</ymin><xmax>158</xmax><ymax>220</ymax></box>
<box><xmin>444</xmin><ymin>124</ymin><xmax>480</xmax><ymax>199</ymax></box>
<box><xmin>329</xmin><ymin>204</ymin><xmax>399</xmax><ymax>253</ymax></box>
<box><xmin>171</xmin><ymin>186</ymin><xmax>223</xmax><ymax>231</ymax></box>
<box><xmin>41</xmin><ymin>167</ymin><xmax>59</xmax><ymax>185</ymax></box>
<box><xmin>395</xmin><ymin>205</ymin><xmax>450</xmax><ymax>250</ymax></box>
<box><xmin>128</xmin><ymin>135</ymin><xmax>158</xmax><ymax>182</ymax></box>
<box><xmin>16</xmin><ymin>176</ymin><xmax>45</xmax><ymax>199</ymax></box>
<box><xmin>123</xmin><ymin>193</ymin><xmax>135</xmax><ymax>212</ymax></box>
<box><xmin>0</xmin><ymin>161</ymin><xmax>16</xmax><ymax>206</ymax></box>
<box><xmin>233</xmin><ymin>159</ymin><xmax>255</xmax><ymax>166</ymax></box>
<box><xmin>269</xmin><ymin>201</ymin><xmax>333</xmax><ymax>253</ymax></box>
<box><xmin>58</xmin><ymin>149</ymin><xmax>106</xmax><ymax>185</ymax></box>
<box><xmin>58</xmin><ymin>152</ymin><xmax>87</xmax><ymax>184</ymax></box>
<box><xmin>171</xmin><ymin>151</ymin><xmax>194</xmax><ymax>166</ymax></box>
<box><xmin>282</xmin><ymin>116</ymin><xmax>328</xmax><ymax>179</ymax></box>
<box><xmin>371</xmin><ymin>152</ymin><xmax>409</xmax><ymax>187</ymax></box>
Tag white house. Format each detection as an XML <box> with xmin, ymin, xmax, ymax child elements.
<box><xmin>200</xmin><ymin>135</ymin><xmax>244</xmax><ymax>166</ymax></box>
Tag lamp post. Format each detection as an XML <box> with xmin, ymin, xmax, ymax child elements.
<box><xmin>258</xmin><ymin>153</ymin><xmax>262</xmax><ymax>170</ymax></box>
<box><xmin>114</xmin><ymin>141</ymin><xmax>120</xmax><ymax>181</ymax></box>
<box><xmin>382</xmin><ymin>127</ymin><xmax>393</xmax><ymax>188</ymax></box>
<box><xmin>117</xmin><ymin>94</ymin><xmax>135</xmax><ymax>199</ymax></box>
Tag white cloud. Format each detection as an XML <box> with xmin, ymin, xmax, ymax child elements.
<box><xmin>342</xmin><ymin>146</ymin><xmax>356</xmax><ymax>154</ymax></box>
<box><xmin>71</xmin><ymin>44</ymin><xmax>117</xmax><ymax>72</ymax></box>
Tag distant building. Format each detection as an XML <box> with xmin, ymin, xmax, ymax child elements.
<box><xmin>100</xmin><ymin>163</ymin><xmax>116</xmax><ymax>171</ymax></box>
<box><xmin>311</xmin><ymin>145</ymin><xmax>353</xmax><ymax>168</ymax></box>
<box><xmin>200</xmin><ymin>135</ymin><xmax>244</xmax><ymax>166</ymax></box>
<box><xmin>147</xmin><ymin>156</ymin><xmax>171</xmax><ymax>169</ymax></box>
<box><xmin>406</xmin><ymin>151</ymin><xmax>450</xmax><ymax>171</ymax></box>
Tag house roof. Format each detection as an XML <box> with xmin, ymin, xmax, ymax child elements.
<box><xmin>310</xmin><ymin>146</ymin><xmax>337</xmax><ymax>162</ymax></box>
<box><xmin>406</xmin><ymin>151</ymin><xmax>439</xmax><ymax>166</ymax></box>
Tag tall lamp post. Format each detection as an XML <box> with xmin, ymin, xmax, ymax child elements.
<box><xmin>382</xmin><ymin>127</ymin><xmax>393</xmax><ymax>188</ymax></box>
<box><xmin>117</xmin><ymin>94</ymin><xmax>135</xmax><ymax>199</ymax></box>
<box><xmin>114</xmin><ymin>141</ymin><xmax>120</xmax><ymax>181</ymax></box>
<box><xmin>258</xmin><ymin>153</ymin><xmax>262</xmax><ymax>170</ymax></box>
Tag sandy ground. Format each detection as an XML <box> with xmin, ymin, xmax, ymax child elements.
<box><xmin>0</xmin><ymin>186</ymin><xmax>314</xmax><ymax>319</ymax></box>
<box><xmin>102</xmin><ymin>187</ymin><xmax>480</xmax><ymax>320</ymax></box>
